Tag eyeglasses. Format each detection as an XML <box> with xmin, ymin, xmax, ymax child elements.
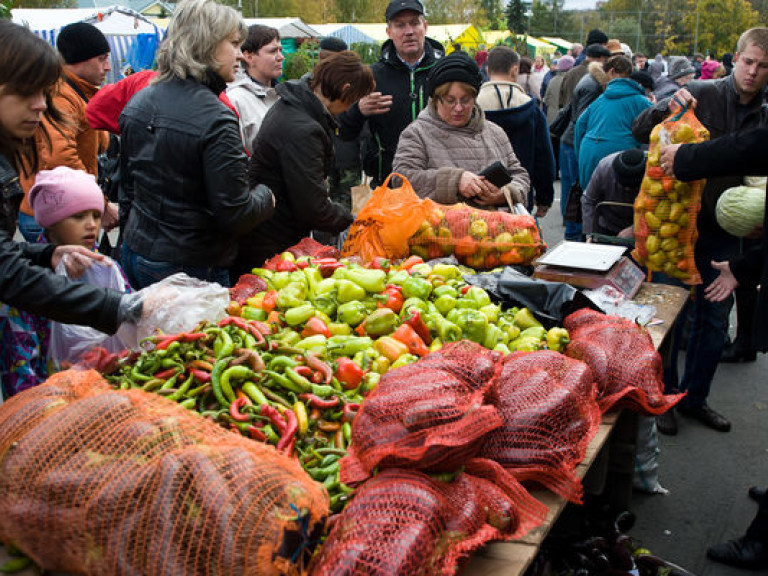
<box><xmin>439</xmin><ymin>96</ymin><xmax>474</xmax><ymax>109</ymax></box>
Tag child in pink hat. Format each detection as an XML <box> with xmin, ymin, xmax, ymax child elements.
<box><xmin>0</xmin><ymin>168</ymin><xmax>130</xmax><ymax>396</ymax></box>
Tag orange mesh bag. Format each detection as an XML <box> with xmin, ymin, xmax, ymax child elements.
<box><xmin>311</xmin><ymin>460</ymin><xmax>546</xmax><ymax>576</ymax></box>
<box><xmin>632</xmin><ymin>102</ymin><xmax>709</xmax><ymax>285</ymax></box>
<box><xmin>342</xmin><ymin>173</ymin><xmax>433</xmax><ymax>262</ymax></box>
<box><xmin>479</xmin><ymin>350</ymin><xmax>601</xmax><ymax>504</ymax></box>
<box><xmin>408</xmin><ymin>202</ymin><xmax>546</xmax><ymax>269</ymax></box>
<box><xmin>564</xmin><ymin>308</ymin><xmax>685</xmax><ymax>414</ymax></box>
<box><xmin>0</xmin><ymin>370</ymin><xmax>328</xmax><ymax>576</ymax></box>
<box><xmin>340</xmin><ymin>342</ymin><xmax>503</xmax><ymax>484</ymax></box>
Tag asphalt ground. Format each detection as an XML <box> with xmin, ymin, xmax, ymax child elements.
<box><xmin>538</xmin><ymin>181</ymin><xmax>768</xmax><ymax>575</ymax></box>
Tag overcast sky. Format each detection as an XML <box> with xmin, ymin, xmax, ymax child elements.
<box><xmin>562</xmin><ymin>0</ymin><xmax>599</xmax><ymax>10</ymax></box>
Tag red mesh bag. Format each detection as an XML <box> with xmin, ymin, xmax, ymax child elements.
<box><xmin>311</xmin><ymin>460</ymin><xmax>546</xmax><ymax>576</ymax></box>
<box><xmin>479</xmin><ymin>351</ymin><xmax>601</xmax><ymax>503</ymax></box>
<box><xmin>0</xmin><ymin>370</ymin><xmax>328</xmax><ymax>576</ymax></box>
<box><xmin>408</xmin><ymin>202</ymin><xmax>546</xmax><ymax>269</ymax></box>
<box><xmin>564</xmin><ymin>309</ymin><xmax>685</xmax><ymax>414</ymax></box>
<box><xmin>263</xmin><ymin>237</ymin><xmax>340</xmax><ymax>270</ymax></box>
<box><xmin>341</xmin><ymin>342</ymin><xmax>503</xmax><ymax>484</ymax></box>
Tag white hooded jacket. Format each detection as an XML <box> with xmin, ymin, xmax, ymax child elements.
<box><xmin>226</xmin><ymin>71</ymin><xmax>280</xmax><ymax>155</ymax></box>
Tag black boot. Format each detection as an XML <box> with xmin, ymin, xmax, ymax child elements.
<box><xmin>721</xmin><ymin>339</ymin><xmax>757</xmax><ymax>363</ymax></box>
<box><xmin>707</xmin><ymin>536</ymin><xmax>768</xmax><ymax>569</ymax></box>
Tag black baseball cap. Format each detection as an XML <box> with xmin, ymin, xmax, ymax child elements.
<box><xmin>385</xmin><ymin>0</ymin><xmax>425</xmax><ymax>21</ymax></box>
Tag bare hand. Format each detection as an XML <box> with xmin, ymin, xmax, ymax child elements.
<box><xmin>617</xmin><ymin>225</ymin><xmax>634</xmax><ymax>238</ymax></box>
<box><xmin>659</xmin><ymin>143</ymin><xmax>682</xmax><ymax>177</ymax></box>
<box><xmin>704</xmin><ymin>260</ymin><xmax>739</xmax><ymax>302</ymax></box>
<box><xmin>474</xmin><ymin>179</ymin><xmax>506</xmax><ymax>207</ymax></box>
<box><xmin>358</xmin><ymin>92</ymin><xmax>393</xmax><ymax>117</ymax></box>
<box><xmin>535</xmin><ymin>205</ymin><xmax>550</xmax><ymax>218</ymax></box>
<box><xmin>458</xmin><ymin>171</ymin><xmax>490</xmax><ymax>199</ymax></box>
<box><xmin>52</xmin><ymin>245</ymin><xmax>106</xmax><ymax>278</ymax></box>
<box><xmin>102</xmin><ymin>201</ymin><xmax>119</xmax><ymax>232</ymax></box>
<box><xmin>672</xmin><ymin>88</ymin><xmax>696</xmax><ymax>108</ymax></box>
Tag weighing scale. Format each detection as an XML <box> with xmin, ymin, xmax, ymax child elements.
<box><xmin>532</xmin><ymin>241</ymin><xmax>646</xmax><ymax>298</ymax></box>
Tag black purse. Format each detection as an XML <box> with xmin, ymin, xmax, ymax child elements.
<box><xmin>549</xmin><ymin>103</ymin><xmax>572</xmax><ymax>138</ymax></box>
<box><xmin>564</xmin><ymin>181</ymin><xmax>584</xmax><ymax>223</ymax></box>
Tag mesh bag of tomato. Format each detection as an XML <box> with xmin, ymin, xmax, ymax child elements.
<box><xmin>632</xmin><ymin>102</ymin><xmax>709</xmax><ymax>285</ymax></box>
<box><xmin>564</xmin><ymin>308</ymin><xmax>686</xmax><ymax>414</ymax></box>
<box><xmin>0</xmin><ymin>370</ymin><xmax>328</xmax><ymax>576</ymax></box>
<box><xmin>479</xmin><ymin>350</ymin><xmax>601</xmax><ymax>504</ymax></box>
<box><xmin>408</xmin><ymin>202</ymin><xmax>546</xmax><ymax>269</ymax></box>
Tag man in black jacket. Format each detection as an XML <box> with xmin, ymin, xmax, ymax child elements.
<box><xmin>632</xmin><ymin>27</ymin><xmax>768</xmax><ymax>434</ymax></box>
<box><xmin>337</xmin><ymin>0</ymin><xmax>445</xmax><ymax>186</ymax></box>
<box><xmin>659</xmin><ymin>126</ymin><xmax>768</xmax><ymax>570</ymax></box>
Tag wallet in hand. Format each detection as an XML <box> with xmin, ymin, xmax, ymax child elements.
<box><xmin>478</xmin><ymin>161</ymin><xmax>513</xmax><ymax>188</ymax></box>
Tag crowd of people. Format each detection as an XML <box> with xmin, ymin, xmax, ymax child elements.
<box><xmin>1</xmin><ymin>0</ymin><xmax>768</xmax><ymax>567</ymax></box>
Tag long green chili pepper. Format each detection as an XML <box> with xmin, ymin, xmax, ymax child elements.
<box><xmin>210</xmin><ymin>359</ymin><xmax>232</xmax><ymax>407</ymax></box>
<box><xmin>179</xmin><ymin>398</ymin><xmax>197</xmax><ymax>410</ymax></box>
<box><xmin>167</xmin><ymin>372</ymin><xmax>195</xmax><ymax>401</ymax></box>
<box><xmin>219</xmin><ymin>365</ymin><xmax>252</xmax><ymax>403</ymax></box>
<box><xmin>214</xmin><ymin>330</ymin><xmax>234</xmax><ymax>359</ymax></box>
<box><xmin>261</xmin><ymin>369</ymin><xmax>305</xmax><ymax>394</ymax></box>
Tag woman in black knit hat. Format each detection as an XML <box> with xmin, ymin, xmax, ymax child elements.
<box><xmin>392</xmin><ymin>51</ymin><xmax>530</xmax><ymax>210</ymax></box>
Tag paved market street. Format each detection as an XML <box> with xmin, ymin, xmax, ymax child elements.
<box><xmin>541</xmin><ymin>182</ymin><xmax>768</xmax><ymax>575</ymax></box>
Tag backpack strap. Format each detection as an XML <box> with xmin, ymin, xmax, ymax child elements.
<box><xmin>64</xmin><ymin>76</ymin><xmax>89</xmax><ymax>103</ymax></box>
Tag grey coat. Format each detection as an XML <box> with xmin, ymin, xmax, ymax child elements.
<box><xmin>392</xmin><ymin>103</ymin><xmax>530</xmax><ymax>207</ymax></box>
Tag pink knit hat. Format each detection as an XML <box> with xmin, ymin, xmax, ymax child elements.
<box><xmin>30</xmin><ymin>167</ymin><xmax>104</xmax><ymax>228</ymax></box>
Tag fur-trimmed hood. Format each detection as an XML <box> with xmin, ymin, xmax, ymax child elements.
<box><xmin>587</xmin><ymin>61</ymin><xmax>608</xmax><ymax>90</ymax></box>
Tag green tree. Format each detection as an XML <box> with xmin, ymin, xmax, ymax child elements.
<box><xmin>423</xmin><ymin>0</ymin><xmax>481</xmax><ymax>23</ymax></box>
<box><xmin>529</xmin><ymin>0</ymin><xmax>570</xmax><ymax>37</ymax></box>
<box><xmin>505</xmin><ymin>0</ymin><xmax>527</xmax><ymax>34</ymax></box>
<box><xmin>679</xmin><ymin>0</ymin><xmax>758</xmax><ymax>56</ymax></box>
<box><xmin>479</xmin><ymin>0</ymin><xmax>504</xmax><ymax>29</ymax></box>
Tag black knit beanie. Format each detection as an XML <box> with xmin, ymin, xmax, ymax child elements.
<box><xmin>585</xmin><ymin>29</ymin><xmax>608</xmax><ymax>46</ymax></box>
<box><xmin>57</xmin><ymin>22</ymin><xmax>110</xmax><ymax>64</ymax></box>
<box><xmin>427</xmin><ymin>52</ymin><xmax>482</xmax><ymax>98</ymax></box>
<box><xmin>319</xmin><ymin>36</ymin><xmax>348</xmax><ymax>52</ymax></box>
<box><xmin>613</xmin><ymin>148</ymin><xmax>647</xmax><ymax>188</ymax></box>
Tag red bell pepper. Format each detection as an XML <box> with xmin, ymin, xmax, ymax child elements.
<box><xmin>378</xmin><ymin>284</ymin><xmax>404</xmax><ymax>314</ymax></box>
<box><xmin>275</xmin><ymin>259</ymin><xmax>298</xmax><ymax>273</ymax></box>
<box><xmin>392</xmin><ymin>323</ymin><xmax>430</xmax><ymax>357</ymax></box>
<box><xmin>399</xmin><ymin>255</ymin><xmax>424</xmax><ymax>271</ymax></box>
<box><xmin>334</xmin><ymin>357</ymin><xmax>365</xmax><ymax>389</ymax></box>
<box><xmin>370</xmin><ymin>257</ymin><xmax>391</xmax><ymax>272</ymax></box>
<box><xmin>262</xmin><ymin>290</ymin><xmax>279</xmax><ymax>313</ymax></box>
<box><xmin>403</xmin><ymin>309</ymin><xmax>433</xmax><ymax>345</ymax></box>
<box><xmin>301</xmin><ymin>316</ymin><xmax>332</xmax><ymax>338</ymax></box>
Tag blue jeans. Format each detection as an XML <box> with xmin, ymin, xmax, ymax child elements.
<box><xmin>18</xmin><ymin>212</ymin><xmax>43</xmax><ymax>243</ymax></box>
<box><xmin>121</xmin><ymin>244</ymin><xmax>231</xmax><ymax>289</ymax></box>
<box><xmin>677</xmin><ymin>233</ymin><xmax>740</xmax><ymax>408</ymax></box>
<box><xmin>559</xmin><ymin>143</ymin><xmax>583</xmax><ymax>241</ymax></box>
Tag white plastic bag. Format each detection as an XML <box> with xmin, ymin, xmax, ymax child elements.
<box><xmin>118</xmin><ymin>273</ymin><xmax>230</xmax><ymax>349</ymax></box>
<box><xmin>49</xmin><ymin>258</ymin><xmax>128</xmax><ymax>368</ymax></box>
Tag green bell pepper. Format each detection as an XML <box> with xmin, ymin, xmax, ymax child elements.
<box><xmin>510</xmin><ymin>335</ymin><xmax>543</xmax><ymax>352</ymax></box>
<box><xmin>434</xmin><ymin>294</ymin><xmax>457</xmax><ymax>316</ymax></box>
<box><xmin>312</xmin><ymin>292</ymin><xmax>338</xmax><ymax>318</ymax></box>
<box><xmin>241</xmin><ymin>306</ymin><xmax>268</xmax><ymax>322</ymax></box>
<box><xmin>402</xmin><ymin>276</ymin><xmax>432</xmax><ymax>300</ymax></box>
<box><xmin>479</xmin><ymin>304</ymin><xmax>501</xmax><ymax>324</ymax></box>
<box><xmin>271</xmin><ymin>271</ymin><xmax>292</xmax><ymax>290</ymax></box>
<box><xmin>432</xmin><ymin>284</ymin><xmax>459</xmax><ymax>299</ymax></box>
<box><xmin>344</xmin><ymin>268</ymin><xmax>387</xmax><ymax>293</ymax></box>
<box><xmin>455</xmin><ymin>298</ymin><xmax>479</xmax><ymax>310</ymax></box>
<box><xmin>326</xmin><ymin>335</ymin><xmax>374</xmax><ymax>356</ymax></box>
<box><xmin>482</xmin><ymin>323</ymin><xmax>503</xmax><ymax>349</ymax></box>
<box><xmin>546</xmin><ymin>327</ymin><xmax>570</xmax><ymax>352</ymax></box>
<box><xmin>277</xmin><ymin>281</ymin><xmax>308</xmax><ymax>310</ymax></box>
<box><xmin>455</xmin><ymin>309</ymin><xmax>488</xmax><ymax>344</ymax></box>
<box><xmin>464</xmin><ymin>286</ymin><xmax>491</xmax><ymax>308</ymax></box>
<box><xmin>314</xmin><ymin>278</ymin><xmax>338</xmax><ymax>296</ymax></box>
<box><xmin>336</xmin><ymin>279</ymin><xmax>367</xmax><ymax>303</ymax></box>
<box><xmin>363</xmin><ymin>308</ymin><xmax>400</xmax><ymax>337</ymax></box>
<box><xmin>336</xmin><ymin>301</ymin><xmax>367</xmax><ymax>326</ymax></box>
<box><xmin>430</xmin><ymin>263</ymin><xmax>462</xmax><ymax>280</ymax></box>
<box><xmin>520</xmin><ymin>326</ymin><xmax>547</xmax><ymax>341</ymax></box>
<box><xmin>436</xmin><ymin>315</ymin><xmax>462</xmax><ymax>342</ymax></box>
<box><xmin>493</xmin><ymin>342</ymin><xmax>512</xmax><ymax>355</ymax></box>
<box><xmin>514</xmin><ymin>307</ymin><xmax>542</xmax><ymax>330</ymax></box>
<box><xmin>400</xmin><ymin>297</ymin><xmax>429</xmax><ymax>318</ymax></box>
<box><xmin>328</xmin><ymin>322</ymin><xmax>352</xmax><ymax>336</ymax></box>
<box><xmin>295</xmin><ymin>334</ymin><xmax>328</xmax><ymax>353</ymax></box>
<box><xmin>391</xmin><ymin>353</ymin><xmax>419</xmax><ymax>369</ymax></box>
<box><xmin>284</xmin><ymin>303</ymin><xmax>315</xmax><ymax>326</ymax></box>
<box><xmin>303</xmin><ymin>266</ymin><xmax>323</xmax><ymax>298</ymax></box>
<box><xmin>386</xmin><ymin>269</ymin><xmax>411</xmax><ymax>286</ymax></box>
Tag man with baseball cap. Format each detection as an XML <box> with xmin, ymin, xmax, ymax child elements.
<box><xmin>337</xmin><ymin>0</ymin><xmax>445</xmax><ymax>186</ymax></box>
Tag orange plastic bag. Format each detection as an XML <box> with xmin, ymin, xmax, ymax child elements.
<box><xmin>632</xmin><ymin>103</ymin><xmax>709</xmax><ymax>284</ymax></box>
<box><xmin>341</xmin><ymin>173</ymin><xmax>433</xmax><ymax>262</ymax></box>
<box><xmin>409</xmin><ymin>202</ymin><xmax>546</xmax><ymax>269</ymax></box>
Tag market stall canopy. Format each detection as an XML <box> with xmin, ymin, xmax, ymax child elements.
<box><xmin>427</xmin><ymin>24</ymin><xmax>484</xmax><ymax>53</ymax></box>
<box><xmin>11</xmin><ymin>6</ymin><xmax>164</xmax><ymax>84</ymax></box>
<box><xmin>311</xmin><ymin>23</ymin><xmax>378</xmax><ymax>45</ymax></box>
<box><xmin>523</xmin><ymin>36</ymin><xmax>557</xmax><ymax>58</ymax></box>
<box><xmin>73</xmin><ymin>0</ymin><xmax>174</xmax><ymax>18</ymax></box>
<box><xmin>541</xmin><ymin>36</ymin><xmax>576</xmax><ymax>54</ymax></box>
<box><xmin>242</xmin><ymin>17</ymin><xmax>320</xmax><ymax>39</ymax></box>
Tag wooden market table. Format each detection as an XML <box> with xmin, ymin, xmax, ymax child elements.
<box><xmin>0</xmin><ymin>284</ymin><xmax>690</xmax><ymax>576</ymax></box>
<box><xmin>461</xmin><ymin>282</ymin><xmax>690</xmax><ymax>576</ymax></box>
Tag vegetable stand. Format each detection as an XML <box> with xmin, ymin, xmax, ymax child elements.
<box><xmin>462</xmin><ymin>282</ymin><xmax>690</xmax><ymax>576</ymax></box>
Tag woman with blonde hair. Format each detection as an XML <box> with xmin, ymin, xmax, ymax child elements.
<box><xmin>119</xmin><ymin>0</ymin><xmax>274</xmax><ymax>288</ymax></box>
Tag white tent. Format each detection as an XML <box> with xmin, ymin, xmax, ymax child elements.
<box><xmin>311</xmin><ymin>23</ymin><xmax>378</xmax><ymax>45</ymax></box>
<box><xmin>12</xmin><ymin>6</ymin><xmax>164</xmax><ymax>83</ymax></box>
<box><xmin>242</xmin><ymin>17</ymin><xmax>320</xmax><ymax>39</ymax></box>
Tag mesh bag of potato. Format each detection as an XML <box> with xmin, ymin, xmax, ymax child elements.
<box><xmin>408</xmin><ymin>202</ymin><xmax>546</xmax><ymax>269</ymax></box>
<box><xmin>632</xmin><ymin>103</ymin><xmax>709</xmax><ymax>284</ymax></box>
<box><xmin>0</xmin><ymin>370</ymin><xmax>328</xmax><ymax>576</ymax></box>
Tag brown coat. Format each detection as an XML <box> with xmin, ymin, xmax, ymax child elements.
<box><xmin>392</xmin><ymin>103</ymin><xmax>530</xmax><ymax>207</ymax></box>
<box><xmin>21</xmin><ymin>68</ymin><xmax>108</xmax><ymax>215</ymax></box>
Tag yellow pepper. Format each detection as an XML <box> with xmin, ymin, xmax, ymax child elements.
<box><xmin>294</xmin><ymin>401</ymin><xmax>309</xmax><ymax>437</ymax></box>
<box><xmin>373</xmin><ymin>336</ymin><xmax>409</xmax><ymax>362</ymax></box>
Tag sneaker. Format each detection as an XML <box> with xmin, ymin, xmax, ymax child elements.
<box><xmin>676</xmin><ymin>403</ymin><xmax>731</xmax><ymax>432</ymax></box>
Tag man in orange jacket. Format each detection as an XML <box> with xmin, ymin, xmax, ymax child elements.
<box><xmin>18</xmin><ymin>22</ymin><xmax>113</xmax><ymax>241</ymax></box>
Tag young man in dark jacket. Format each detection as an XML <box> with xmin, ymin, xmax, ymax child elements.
<box><xmin>337</xmin><ymin>0</ymin><xmax>445</xmax><ymax>186</ymax></box>
<box><xmin>632</xmin><ymin>27</ymin><xmax>768</xmax><ymax>433</ymax></box>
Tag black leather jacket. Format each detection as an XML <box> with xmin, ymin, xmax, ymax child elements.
<box><xmin>0</xmin><ymin>153</ymin><xmax>122</xmax><ymax>334</ymax></box>
<box><xmin>119</xmin><ymin>73</ymin><xmax>274</xmax><ymax>267</ymax></box>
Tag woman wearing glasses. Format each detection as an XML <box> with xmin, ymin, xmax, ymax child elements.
<box><xmin>393</xmin><ymin>51</ymin><xmax>529</xmax><ymax>209</ymax></box>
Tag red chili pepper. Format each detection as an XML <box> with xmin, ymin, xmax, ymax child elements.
<box><xmin>180</xmin><ymin>332</ymin><xmax>208</xmax><ymax>342</ymax></box>
<box><xmin>155</xmin><ymin>334</ymin><xmax>182</xmax><ymax>350</ymax></box>
<box><xmin>188</xmin><ymin>359</ymin><xmax>214</xmax><ymax>371</ymax></box>
<box><xmin>310</xmin><ymin>371</ymin><xmax>324</xmax><ymax>384</ymax></box>
<box><xmin>190</xmin><ymin>369</ymin><xmax>211</xmax><ymax>383</ymax></box>
<box><xmin>301</xmin><ymin>316</ymin><xmax>332</xmax><ymax>338</ymax></box>
<box><xmin>247</xmin><ymin>425</ymin><xmax>267</xmax><ymax>442</ymax></box>
<box><xmin>277</xmin><ymin>408</ymin><xmax>298</xmax><ymax>451</ymax></box>
<box><xmin>392</xmin><ymin>323</ymin><xmax>430</xmax><ymax>357</ymax></box>
<box><xmin>354</xmin><ymin>322</ymin><xmax>367</xmax><ymax>336</ymax></box>
<box><xmin>219</xmin><ymin>316</ymin><xmax>249</xmax><ymax>331</ymax></box>
<box><xmin>153</xmin><ymin>368</ymin><xmax>178</xmax><ymax>380</ymax></box>
<box><xmin>305</xmin><ymin>352</ymin><xmax>332</xmax><ymax>385</ymax></box>
<box><xmin>229</xmin><ymin>396</ymin><xmax>251</xmax><ymax>422</ymax></box>
<box><xmin>335</xmin><ymin>357</ymin><xmax>365</xmax><ymax>390</ymax></box>
<box><xmin>312</xmin><ymin>258</ymin><xmax>345</xmax><ymax>278</ymax></box>
<box><xmin>460</xmin><ymin>285</ymin><xmax>471</xmax><ymax>295</ymax></box>
<box><xmin>244</xmin><ymin>322</ymin><xmax>267</xmax><ymax>346</ymax></box>
<box><xmin>400</xmin><ymin>255</ymin><xmax>424</xmax><ymax>271</ymax></box>
<box><xmin>260</xmin><ymin>404</ymin><xmax>287</xmax><ymax>434</ymax></box>
<box><xmin>298</xmin><ymin>393</ymin><xmax>341</xmax><ymax>409</ymax></box>
<box><xmin>342</xmin><ymin>402</ymin><xmax>360</xmax><ymax>422</ymax></box>
<box><xmin>378</xmin><ymin>284</ymin><xmax>404</xmax><ymax>314</ymax></box>
<box><xmin>262</xmin><ymin>290</ymin><xmax>279</xmax><ymax>313</ymax></box>
<box><xmin>403</xmin><ymin>309</ymin><xmax>433</xmax><ymax>345</ymax></box>
<box><xmin>294</xmin><ymin>365</ymin><xmax>313</xmax><ymax>378</ymax></box>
